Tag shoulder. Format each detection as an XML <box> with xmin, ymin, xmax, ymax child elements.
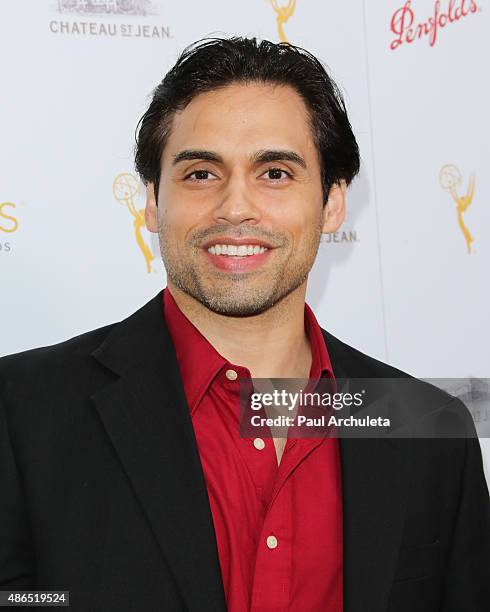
<box><xmin>0</xmin><ymin>292</ymin><xmax>164</xmax><ymax>403</ymax></box>
<box><xmin>0</xmin><ymin>323</ymin><xmax>117</xmax><ymax>394</ymax></box>
<box><xmin>322</xmin><ymin>328</ymin><xmax>410</xmax><ymax>379</ymax></box>
<box><xmin>321</xmin><ymin>328</ymin><xmax>475</xmax><ymax>434</ymax></box>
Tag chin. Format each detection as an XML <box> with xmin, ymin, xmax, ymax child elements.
<box><xmin>207</xmin><ymin>304</ymin><xmax>272</xmax><ymax>318</ymax></box>
<box><xmin>199</xmin><ymin>294</ymin><xmax>274</xmax><ymax>318</ymax></box>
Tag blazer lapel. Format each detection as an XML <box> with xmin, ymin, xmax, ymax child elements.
<box><xmin>323</xmin><ymin>330</ymin><xmax>411</xmax><ymax>612</ymax></box>
<box><xmin>91</xmin><ymin>293</ymin><xmax>226</xmax><ymax>612</ymax></box>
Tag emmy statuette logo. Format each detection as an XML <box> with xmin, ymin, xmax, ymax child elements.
<box><xmin>439</xmin><ymin>164</ymin><xmax>475</xmax><ymax>254</ymax></box>
<box><xmin>113</xmin><ymin>173</ymin><xmax>156</xmax><ymax>273</ymax></box>
<box><xmin>267</xmin><ymin>0</ymin><xmax>296</xmax><ymax>43</ymax></box>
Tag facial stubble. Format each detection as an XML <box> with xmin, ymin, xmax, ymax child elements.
<box><xmin>157</xmin><ymin>211</ymin><xmax>324</xmax><ymax>317</ymax></box>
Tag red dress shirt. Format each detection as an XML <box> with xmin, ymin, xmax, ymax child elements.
<box><xmin>163</xmin><ymin>288</ymin><xmax>343</xmax><ymax>611</ymax></box>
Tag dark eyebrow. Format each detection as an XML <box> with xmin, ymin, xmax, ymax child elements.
<box><xmin>171</xmin><ymin>148</ymin><xmax>307</xmax><ymax>169</ymax></box>
<box><xmin>251</xmin><ymin>149</ymin><xmax>307</xmax><ymax>169</ymax></box>
<box><xmin>172</xmin><ymin>150</ymin><xmax>223</xmax><ymax>165</ymax></box>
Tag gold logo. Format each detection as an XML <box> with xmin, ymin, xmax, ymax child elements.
<box><xmin>268</xmin><ymin>0</ymin><xmax>297</xmax><ymax>43</ymax></box>
<box><xmin>113</xmin><ymin>172</ymin><xmax>155</xmax><ymax>273</ymax></box>
<box><xmin>439</xmin><ymin>164</ymin><xmax>475</xmax><ymax>254</ymax></box>
<box><xmin>0</xmin><ymin>202</ymin><xmax>19</xmax><ymax>233</ymax></box>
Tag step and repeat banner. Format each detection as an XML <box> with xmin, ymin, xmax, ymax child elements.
<box><xmin>1</xmin><ymin>1</ymin><xmax>488</xmax><ymax>476</ymax></box>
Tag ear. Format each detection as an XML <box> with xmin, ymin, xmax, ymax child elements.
<box><xmin>145</xmin><ymin>182</ymin><xmax>158</xmax><ymax>233</ymax></box>
<box><xmin>321</xmin><ymin>180</ymin><xmax>346</xmax><ymax>234</ymax></box>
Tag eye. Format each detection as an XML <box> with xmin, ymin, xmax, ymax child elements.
<box><xmin>184</xmin><ymin>169</ymin><xmax>218</xmax><ymax>181</ymax></box>
<box><xmin>261</xmin><ymin>167</ymin><xmax>292</xmax><ymax>181</ymax></box>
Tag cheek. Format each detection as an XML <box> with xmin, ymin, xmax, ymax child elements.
<box><xmin>163</xmin><ymin>181</ymin><xmax>214</xmax><ymax>225</ymax></box>
<box><xmin>159</xmin><ymin>203</ymin><xmax>208</xmax><ymax>256</ymax></box>
<box><xmin>270</xmin><ymin>200</ymin><xmax>322</xmax><ymax>246</ymax></box>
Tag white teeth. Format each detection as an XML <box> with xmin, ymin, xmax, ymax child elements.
<box><xmin>207</xmin><ymin>244</ymin><xmax>269</xmax><ymax>256</ymax></box>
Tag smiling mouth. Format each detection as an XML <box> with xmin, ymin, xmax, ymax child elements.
<box><xmin>203</xmin><ymin>240</ymin><xmax>273</xmax><ymax>272</ymax></box>
<box><xmin>207</xmin><ymin>244</ymin><xmax>268</xmax><ymax>257</ymax></box>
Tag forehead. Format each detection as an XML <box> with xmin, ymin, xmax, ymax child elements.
<box><xmin>162</xmin><ymin>82</ymin><xmax>318</xmax><ymax>164</ymax></box>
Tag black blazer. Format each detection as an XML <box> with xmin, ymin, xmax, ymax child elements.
<box><xmin>0</xmin><ymin>292</ymin><xmax>489</xmax><ymax>612</ymax></box>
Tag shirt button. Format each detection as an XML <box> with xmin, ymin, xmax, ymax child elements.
<box><xmin>266</xmin><ymin>535</ymin><xmax>278</xmax><ymax>549</ymax></box>
<box><xmin>225</xmin><ymin>369</ymin><xmax>238</xmax><ymax>381</ymax></box>
<box><xmin>253</xmin><ymin>438</ymin><xmax>265</xmax><ymax>450</ymax></box>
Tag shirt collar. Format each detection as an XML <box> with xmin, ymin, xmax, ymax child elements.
<box><xmin>163</xmin><ymin>287</ymin><xmax>334</xmax><ymax>415</ymax></box>
<box><xmin>304</xmin><ymin>301</ymin><xmax>334</xmax><ymax>380</ymax></box>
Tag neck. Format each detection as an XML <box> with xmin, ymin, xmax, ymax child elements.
<box><xmin>167</xmin><ymin>280</ymin><xmax>312</xmax><ymax>379</ymax></box>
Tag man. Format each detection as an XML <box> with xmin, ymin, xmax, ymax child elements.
<box><xmin>0</xmin><ymin>37</ymin><xmax>488</xmax><ymax>612</ymax></box>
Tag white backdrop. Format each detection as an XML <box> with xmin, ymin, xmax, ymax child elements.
<box><xmin>1</xmin><ymin>0</ymin><xmax>489</xmax><ymax>479</ymax></box>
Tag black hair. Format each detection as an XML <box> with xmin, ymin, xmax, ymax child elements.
<box><xmin>135</xmin><ymin>36</ymin><xmax>360</xmax><ymax>203</ymax></box>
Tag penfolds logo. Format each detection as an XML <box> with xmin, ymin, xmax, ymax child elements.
<box><xmin>390</xmin><ymin>0</ymin><xmax>479</xmax><ymax>50</ymax></box>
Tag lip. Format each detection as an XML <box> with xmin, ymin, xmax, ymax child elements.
<box><xmin>203</xmin><ymin>247</ymin><xmax>272</xmax><ymax>273</ymax></box>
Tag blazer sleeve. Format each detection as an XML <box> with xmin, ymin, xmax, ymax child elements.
<box><xmin>0</xmin><ymin>387</ymin><xmax>35</xmax><ymax>588</ymax></box>
<box><xmin>440</xmin><ymin>419</ymin><xmax>490</xmax><ymax>610</ymax></box>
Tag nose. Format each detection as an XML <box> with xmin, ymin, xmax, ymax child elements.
<box><xmin>212</xmin><ymin>174</ymin><xmax>261</xmax><ymax>226</ymax></box>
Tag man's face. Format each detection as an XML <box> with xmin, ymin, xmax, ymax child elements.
<box><xmin>146</xmin><ymin>82</ymin><xmax>345</xmax><ymax>316</ymax></box>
